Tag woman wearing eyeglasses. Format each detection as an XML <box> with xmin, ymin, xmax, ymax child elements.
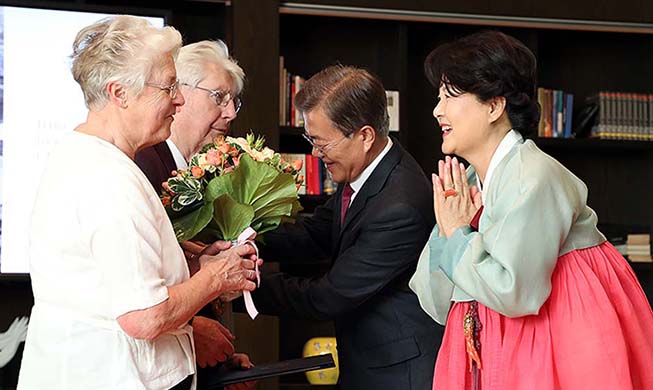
<box><xmin>18</xmin><ymin>16</ymin><xmax>259</xmax><ymax>390</ymax></box>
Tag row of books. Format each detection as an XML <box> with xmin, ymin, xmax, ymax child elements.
<box><xmin>590</xmin><ymin>92</ymin><xmax>653</xmax><ymax>141</ymax></box>
<box><xmin>278</xmin><ymin>57</ymin><xmax>401</xmax><ymax>132</ymax></box>
<box><xmin>612</xmin><ymin>233</ymin><xmax>652</xmax><ymax>263</ymax></box>
<box><xmin>279</xmin><ymin>57</ymin><xmax>305</xmax><ymax>127</ymax></box>
<box><xmin>537</xmin><ymin>88</ymin><xmax>574</xmax><ymax>138</ymax></box>
<box><xmin>281</xmin><ymin>153</ymin><xmax>336</xmax><ymax>196</ymax></box>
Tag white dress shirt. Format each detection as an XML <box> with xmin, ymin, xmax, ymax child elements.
<box><xmin>167</xmin><ymin>138</ymin><xmax>188</xmax><ymax>170</ymax></box>
<box><xmin>347</xmin><ymin>137</ymin><xmax>393</xmax><ymax>204</ymax></box>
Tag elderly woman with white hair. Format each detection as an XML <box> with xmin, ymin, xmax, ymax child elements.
<box><xmin>136</xmin><ymin>39</ymin><xmax>246</xmax><ymax>195</ymax></box>
<box><xmin>17</xmin><ymin>16</ymin><xmax>260</xmax><ymax>390</ymax></box>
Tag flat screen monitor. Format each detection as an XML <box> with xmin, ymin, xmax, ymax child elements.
<box><xmin>0</xmin><ymin>6</ymin><xmax>165</xmax><ymax>274</ymax></box>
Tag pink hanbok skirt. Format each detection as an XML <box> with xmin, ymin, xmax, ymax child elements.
<box><xmin>433</xmin><ymin>242</ymin><xmax>653</xmax><ymax>390</ymax></box>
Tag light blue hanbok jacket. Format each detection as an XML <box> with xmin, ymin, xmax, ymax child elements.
<box><xmin>409</xmin><ymin>139</ymin><xmax>606</xmax><ymax>325</ymax></box>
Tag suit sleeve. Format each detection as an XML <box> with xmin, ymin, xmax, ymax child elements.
<box><xmin>253</xmin><ymin>201</ymin><xmax>430</xmax><ymax>320</ymax></box>
<box><xmin>260</xmin><ymin>197</ymin><xmax>335</xmax><ymax>263</ymax></box>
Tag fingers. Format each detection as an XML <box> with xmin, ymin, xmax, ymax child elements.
<box><xmin>432</xmin><ymin>173</ymin><xmax>443</xmax><ymax>208</ymax></box>
<box><xmin>205</xmin><ymin>240</ymin><xmax>233</xmax><ymax>256</ymax></box>
<box><xmin>214</xmin><ymin>320</ymin><xmax>236</xmax><ymax>341</ymax></box>
<box><xmin>469</xmin><ymin>184</ymin><xmax>479</xmax><ymax>200</ymax></box>
<box><xmin>241</xmin><ymin>279</ymin><xmax>257</xmax><ymax>292</ymax></box>
<box><xmin>230</xmin><ymin>353</ymin><xmax>254</xmax><ymax>369</ymax></box>
<box><xmin>450</xmin><ymin>157</ymin><xmax>464</xmax><ymax>192</ymax></box>
<box><xmin>472</xmin><ymin>188</ymin><xmax>483</xmax><ymax>209</ymax></box>
<box><xmin>241</xmin><ymin>258</ymin><xmax>258</xmax><ymax>270</ymax></box>
<box><xmin>442</xmin><ymin>156</ymin><xmax>454</xmax><ymax>190</ymax></box>
<box><xmin>180</xmin><ymin>240</ymin><xmax>208</xmax><ymax>256</ymax></box>
<box><xmin>232</xmin><ymin>243</ymin><xmax>257</xmax><ymax>257</ymax></box>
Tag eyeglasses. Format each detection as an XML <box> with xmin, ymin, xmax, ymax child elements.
<box><xmin>302</xmin><ymin>132</ymin><xmax>348</xmax><ymax>156</ymax></box>
<box><xmin>145</xmin><ymin>79</ymin><xmax>179</xmax><ymax>99</ymax></box>
<box><xmin>182</xmin><ymin>83</ymin><xmax>242</xmax><ymax>113</ymax></box>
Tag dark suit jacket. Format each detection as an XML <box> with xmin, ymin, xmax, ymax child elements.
<box><xmin>252</xmin><ymin>140</ymin><xmax>444</xmax><ymax>390</ymax></box>
<box><xmin>134</xmin><ymin>141</ymin><xmax>178</xmax><ymax>194</ymax></box>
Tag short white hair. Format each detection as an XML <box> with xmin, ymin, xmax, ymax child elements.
<box><xmin>176</xmin><ymin>40</ymin><xmax>245</xmax><ymax>95</ymax></box>
<box><xmin>71</xmin><ymin>15</ymin><xmax>182</xmax><ymax>110</ymax></box>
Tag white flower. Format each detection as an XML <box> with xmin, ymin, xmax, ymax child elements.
<box><xmin>227</xmin><ymin>136</ymin><xmax>253</xmax><ymax>155</ymax></box>
<box><xmin>261</xmin><ymin>147</ymin><xmax>275</xmax><ymax>160</ymax></box>
<box><xmin>249</xmin><ymin>149</ymin><xmax>266</xmax><ymax>162</ymax></box>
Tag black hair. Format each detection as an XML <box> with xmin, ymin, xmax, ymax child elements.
<box><xmin>295</xmin><ymin>64</ymin><xmax>389</xmax><ymax>137</ymax></box>
<box><xmin>424</xmin><ymin>30</ymin><xmax>540</xmax><ymax>138</ymax></box>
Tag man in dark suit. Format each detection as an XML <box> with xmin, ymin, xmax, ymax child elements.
<box><xmin>134</xmin><ymin>40</ymin><xmax>254</xmax><ymax>389</ymax></box>
<box><xmin>251</xmin><ymin>65</ymin><xmax>444</xmax><ymax>389</ymax></box>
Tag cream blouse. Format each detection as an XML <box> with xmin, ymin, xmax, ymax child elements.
<box><xmin>19</xmin><ymin>132</ymin><xmax>195</xmax><ymax>390</ymax></box>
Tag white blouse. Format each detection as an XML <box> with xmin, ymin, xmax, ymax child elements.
<box><xmin>18</xmin><ymin>132</ymin><xmax>195</xmax><ymax>390</ymax></box>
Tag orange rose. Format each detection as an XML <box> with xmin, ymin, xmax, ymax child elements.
<box><xmin>206</xmin><ymin>149</ymin><xmax>223</xmax><ymax>165</ymax></box>
<box><xmin>292</xmin><ymin>159</ymin><xmax>304</xmax><ymax>171</ymax></box>
<box><xmin>228</xmin><ymin>146</ymin><xmax>239</xmax><ymax>157</ymax></box>
<box><xmin>217</xmin><ymin>143</ymin><xmax>230</xmax><ymax>154</ymax></box>
<box><xmin>191</xmin><ymin>166</ymin><xmax>205</xmax><ymax>178</ymax></box>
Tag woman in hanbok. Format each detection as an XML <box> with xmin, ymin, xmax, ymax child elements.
<box><xmin>409</xmin><ymin>30</ymin><xmax>653</xmax><ymax>390</ymax></box>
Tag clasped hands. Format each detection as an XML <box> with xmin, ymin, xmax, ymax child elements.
<box><xmin>432</xmin><ymin>156</ymin><xmax>483</xmax><ymax>238</ymax></box>
<box><xmin>182</xmin><ymin>240</ymin><xmax>263</xmax><ymax>294</ymax></box>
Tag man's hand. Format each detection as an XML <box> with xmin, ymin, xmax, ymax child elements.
<box><xmin>191</xmin><ymin>316</ymin><xmax>235</xmax><ymax>368</ymax></box>
<box><xmin>225</xmin><ymin>353</ymin><xmax>256</xmax><ymax>390</ymax></box>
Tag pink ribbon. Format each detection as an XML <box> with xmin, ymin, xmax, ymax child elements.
<box><xmin>236</xmin><ymin>227</ymin><xmax>260</xmax><ymax>319</ymax></box>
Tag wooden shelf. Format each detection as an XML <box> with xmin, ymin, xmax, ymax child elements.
<box><xmin>535</xmin><ymin>137</ymin><xmax>653</xmax><ymax>152</ymax></box>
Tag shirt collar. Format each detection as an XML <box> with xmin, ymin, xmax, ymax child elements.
<box><xmin>166</xmin><ymin>139</ymin><xmax>188</xmax><ymax>170</ymax></box>
<box><xmin>476</xmin><ymin>129</ymin><xmax>522</xmax><ymax>204</ymax></box>
<box><xmin>349</xmin><ymin>137</ymin><xmax>392</xmax><ymax>199</ymax></box>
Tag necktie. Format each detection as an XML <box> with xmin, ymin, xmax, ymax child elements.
<box><xmin>340</xmin><ymin>183</ymin><xmax>354</xmax><ymax>225</ymax></box>
<box><xmin>470</xmin><ymin>205</ymin><xmax>484</xmax><ymax>231</ymax></box>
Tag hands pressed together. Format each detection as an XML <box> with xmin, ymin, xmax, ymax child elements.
<box><xmin>432</xmin><ymin>156</ymin><xmax>483</xmax><ymax>238</ymax></box>
<box><xmin>182</xmin><ymin>239</ymin><xmax>263</xmax><ymax>296</ymax></box>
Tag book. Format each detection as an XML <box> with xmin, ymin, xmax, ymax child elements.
<box><xmin>386</xmin><ymin>90</ymin><xmax>400</xmax><ymax>132</ymax></box>
<box><xmin>627</xmin><ymin>234</ymin><xmax>650</xmax><ymax>245</ymax></box>
<box><xmin>629</xmin><ymin>255</ymin><xmax>653</xmax><ymax>263</ymax></box>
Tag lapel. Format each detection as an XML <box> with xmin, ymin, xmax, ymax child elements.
<box><xmin>154</xmin><ymin>141</ymin><xmax>179</xmax><ymax>174</ymax></box>
<box><xmin>334</xmin><ymin>138</ymin><xmax>403</xmax><ymax>249</ymax></box>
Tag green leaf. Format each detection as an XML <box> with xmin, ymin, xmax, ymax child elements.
<box><xmin>212</xmin><ymin>194</ymin><xmax>255</xmax><ymax>241</ymax></box>
<box><xmin>171</xmin><ymin>202</ymin><xmax>214</xmax><ymax>242</ymax></box>
<box><xmin>176</xmin><ymin>153</ymin><xmax>301</xmax><ymax>242</ymax></box>
<box><xmin>205</xmin><ymin>173</ymin><xmax>233</xmax><ymax>203</ymax></box>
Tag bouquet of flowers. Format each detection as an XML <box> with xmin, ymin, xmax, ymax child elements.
<box><xmin>161</xmin><ymin>133</ymin><xmax>304</xmax><ymax>243</ymax></box>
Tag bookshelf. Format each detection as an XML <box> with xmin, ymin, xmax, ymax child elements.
<box><xmin>1</xmin><ymin>2</ymin><xmax>652</xmax><ymax>389</ymax></box>
<box><xmin>534</xmin><ymin>137</ymin><xmax>653</xmax><ymax>151</ymax></box>
<box><xmin>273</xmin><ymin>3</ymin><xmax>653</xmax><ymax>388</ymax></box>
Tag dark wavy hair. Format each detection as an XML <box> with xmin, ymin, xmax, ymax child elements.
<box><xmin>424</xmin><ymin>30</ymin><xmax>540</xmax><ymax>138</ymax></box>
